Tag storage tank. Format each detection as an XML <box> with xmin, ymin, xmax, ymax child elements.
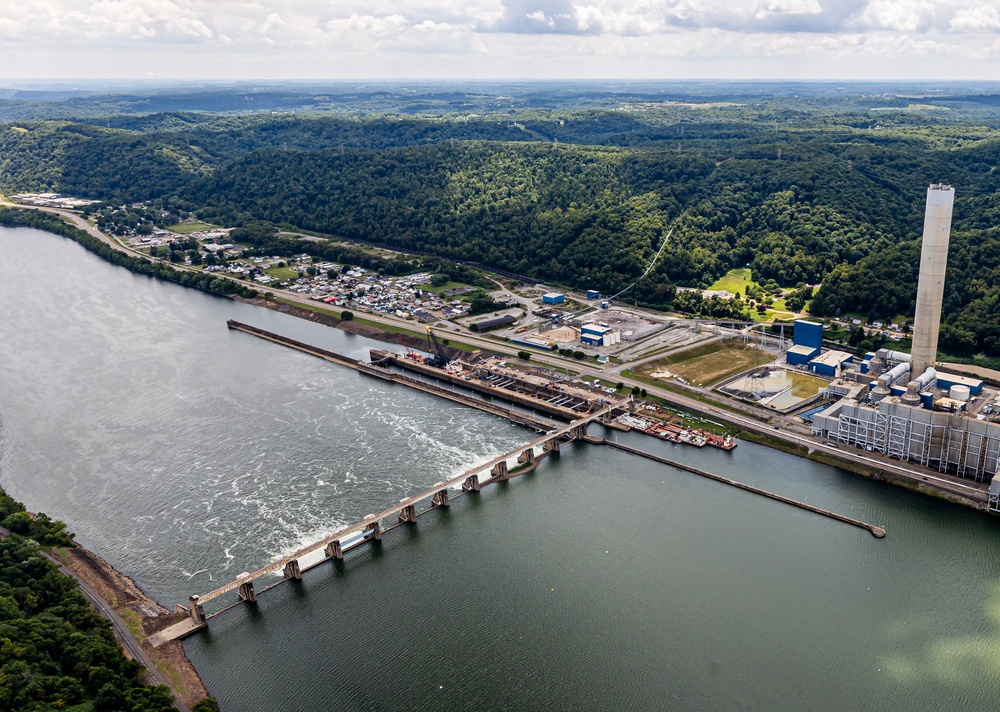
<box><xmin>950</xmin><ymin>384</ymin><xmax>971</xmax><ymax>402</ymax></box>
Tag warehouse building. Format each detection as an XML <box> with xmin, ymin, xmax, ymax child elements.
<box><xmin>542</xmin><ymin>292</ymin><xmax>565</xmax><ymax>305</ymax></box>
<box><xmin>580</xmin><ymin>323</ymin><xmax>621</xmax><ymax>347</ymax></box>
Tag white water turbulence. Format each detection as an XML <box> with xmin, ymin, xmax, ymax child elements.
<box><xmin>0</xmin><ymin>225</ymin><xmax>530</xmax><ymax>607</ymax></box>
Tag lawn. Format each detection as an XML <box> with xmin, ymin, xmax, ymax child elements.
<box><xmin>708</xmin><ymin>268</ymin><xmax>752</xmax><ymax>293</ymax></box>
<box><xmin>265</xmin><ymin>266</ymin><xmax>301</xmax><ymax>281</ymax></box>
<box><xmin>167</xmin><ymin>221</ymin><xmax>216</xmax><ymax>233</ymax></box>
<box><xmin>638</xmin><ymin>338</ymin><xmax>772</xmax><ymax>387</ymax></box>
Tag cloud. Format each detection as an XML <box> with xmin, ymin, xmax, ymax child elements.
<box><xmin>950</xmin><ymin>5</ymin><xmax>1000</xmax><ymax>31</ymax></box>
<box><xmin>0</xmin><ymin>1</ymin><xmax>999</xmax><ymax>79</ymax></box>
<box><xmin>491</xmin><ymin>0</ymin><xmax>586</xmax><ymax>34</ymax></box>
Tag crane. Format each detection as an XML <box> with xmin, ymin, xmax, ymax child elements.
<box><xmin>425</xmin><ymin>326</ymin><xmax>450</xmax><ymax>368</ymax></box>
<box><xmin>396</xmin><ymin>332</ymin><xmax>420</xmax><ymax>361</ymax></box>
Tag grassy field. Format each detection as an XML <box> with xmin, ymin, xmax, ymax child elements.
<box><xmin>708</xmin><ymin>268</ymin><xmax>752</xmax><ymax>293</ymax></box>
<box><xmin>265</xmin><ymin>266</ymin><xmax>300</xmax><ymax>281</ymax></box>
<box><xmin>167</xmin><ymin>221</ymin><xmax>216</xmax><ymax>233</ymax></box>
<box><xmin>638</xmin><ymin>338</ymin><xmax>772</xmax><ymax>387</ymax></box>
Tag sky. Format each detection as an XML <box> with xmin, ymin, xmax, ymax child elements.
<box><xmin>1</xmin><ymin>0</ymin><xmax>999</xmax><ymax>81</ymax></box>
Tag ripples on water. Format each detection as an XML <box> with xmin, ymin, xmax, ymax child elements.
<box><xmin>0</xmin><ymin>226</ymin><xmax>529</xmax><ymax>605</ymax></box>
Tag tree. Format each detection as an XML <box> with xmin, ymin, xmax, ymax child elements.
<box><xmin>630</xmin><ymin>386</ymin><xmax>641</xmax><ymax>396</ymax></box>
<box><xmin>341</xmin><ymin>310</ymin><xmax>354</xmax><ymax>321</ymax></box>
<box><xmin>615</xmin><ymin>382</ymin><xmax>624</xmax><ymax>390</ymax></box>
<box><xmin>517</xmin><ymin>350</ymin><xmax>531</xmax><ymax>360</ymax></box>
<box><xmin>572</xmin><ymin>351</ymin><xmax>585</xmax><ymax>360</ymax></box>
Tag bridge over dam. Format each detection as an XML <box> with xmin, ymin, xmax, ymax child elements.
<box><xmin>154</xmin><ymin>321</ymin><xmax>886</xmax><ymax>644</ymax></box>
<box><xmin>166</xmin><ymin>405</ymin><xmax>615</xmax><ymax>636</ymax></box>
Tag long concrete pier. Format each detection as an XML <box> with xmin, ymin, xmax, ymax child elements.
<box><xmin>226</xmin><ymin>320</ymin><xmax>558</xmax><ymax>432</ymax></box>
<box><xmin>595</xmin><ymin>437</ymin><xmax>886</xmax><ymax>538</ymax></box>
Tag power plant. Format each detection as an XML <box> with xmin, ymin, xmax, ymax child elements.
<box><xmin>806</xmin><ymin>184</ymin><xmax>1000</xmax><ymax>510</ymax></box>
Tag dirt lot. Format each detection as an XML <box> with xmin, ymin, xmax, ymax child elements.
<box><xmin>640</xmin><ymin>339</ymin><xmax>773</xmax><ymax>387</ymax></box>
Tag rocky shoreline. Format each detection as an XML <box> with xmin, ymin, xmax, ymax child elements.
<box><xmin>49</xmin><ymin>546</ymin><xmax>210</xmax><ymax>709</ymax></box>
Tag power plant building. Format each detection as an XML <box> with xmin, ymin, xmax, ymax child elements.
<box><xmin>809</xmin><ymin>350</ymin><xmax>853</xmax><ymax>377</ymax></box>
<box><xmin>542</xmin><ymin>292</ymin><xmax>565</xmax><ymax>305</ymax></box>
<box><xmin>786</xmin><ymin>320</ymin><xmax>823</xmax><ymax>365</ymax></box>
<box><xmin>807</xmin><ymin>184</ymin><xmax>1000</xmax><ymax>507</ymax></box>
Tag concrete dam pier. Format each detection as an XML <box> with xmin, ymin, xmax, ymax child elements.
<box><xmin>156</xmin><ymin>321</ymin><xmax>887</xmax><ymax>643</ymax></box>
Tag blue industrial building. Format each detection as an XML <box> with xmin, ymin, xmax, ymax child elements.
<box><xmin>542</xmin><ymin>292</ymin><xmax>565</xmax><ymax>305</ymax></box>
<box><xmin>580</xmin><ymin>323</ymin><xmax>620</xmax><ymax>347</ymax></box>
<box><xmin>586</xmin><ymin>290</ymin><xmax>601</xmax><ymax>300</ymax></box>
<box><xmin>936</xmin><ymin>374</ymin><xmax>984</xmax><ymax>396</ymax></box>
<box><xmin>808</xmin><ymin>350</ymin><xmax>853</xmax><ymax>377</ymax></box>
<box><xmin>786</xmin><ymin>319</ymin><xmax>823</xmax><ymax>365</ymax></box>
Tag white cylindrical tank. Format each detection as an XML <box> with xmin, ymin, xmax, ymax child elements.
<box><xmin>950</xmin><ymin>384</ymin><xmax>971</xmax><ymax>402</ymax></box>
<box><xmin>911</xmin><ymin>184</ymin><xmax>955</xmax><ymax>378</ymax></box>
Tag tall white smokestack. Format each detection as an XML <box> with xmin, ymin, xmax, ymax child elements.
<box><xmin>910</xmin><ymin>183</ymin><xmax>955</xmax><ymax>379</ymax></box>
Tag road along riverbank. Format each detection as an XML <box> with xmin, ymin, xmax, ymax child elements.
<box><xmin>47</xmin><ymin>546</ymin><xmax>210</xmax><ymax>709</ymax></box>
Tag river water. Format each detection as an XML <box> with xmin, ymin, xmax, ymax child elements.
<box><xmin>3</xmin><ymin>225</ymin><xmax>1000</xmax><ymax>711</ymax></box>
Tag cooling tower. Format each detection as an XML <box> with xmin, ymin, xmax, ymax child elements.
<box><xmin>910</xmin><ymin>183</ymin><xmax>955</xmax><ymax>379</ymax></box>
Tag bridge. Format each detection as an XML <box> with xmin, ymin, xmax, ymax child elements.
<box><xmin>181</xmin><ymin>405</ymin><xmax>616</xmax><ymax>626</ymax></box>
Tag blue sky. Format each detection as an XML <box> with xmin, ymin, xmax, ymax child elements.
<box><xmin>1</xmin><ymin>1</ymin><xmax>998</xmax><ymax>80</ymax></box>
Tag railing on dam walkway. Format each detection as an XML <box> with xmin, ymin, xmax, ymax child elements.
<box><xmin>184</xmin><ymin>406</ymin><xmax>614</xmax><ymax>623</ymax></box>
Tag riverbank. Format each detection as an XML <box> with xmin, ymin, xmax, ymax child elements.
<box><xmin>237</xmin><ymin>295</ymin><xmax>470</xmax><ymax>357</ymax></box>
<box><xmin>47</xmin><ymin>546</ymin><xmax>210</xmax><ymax>709</ymax></box>
<box><xmin>0</xmin><ymin>483</ymin><xmax>213</xmax><ymax>710</ymax></box>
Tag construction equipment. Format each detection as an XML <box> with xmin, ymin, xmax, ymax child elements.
<box><xmin>425</xmin><ymin>326</ymin><xmax>450</xmax><ymax>368</ymax></box>
<box><xmin>396</xmin><ymin>332</ymin><xmax>421</xmax><ymax>362</ymax></box>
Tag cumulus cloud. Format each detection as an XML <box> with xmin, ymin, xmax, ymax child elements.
<box><xmin>951</xmin><ymin>5</ymin><xmax>1000</xmax><ymax>31</ymax></box>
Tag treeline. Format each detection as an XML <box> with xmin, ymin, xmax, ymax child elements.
<box><xmin>0</xmin><ymin>208</ymin><xmax>258</xmax><ymax>299</ymax></box>
<box><xmin>0</xmin><ymin>488</ymin><xmax>183</xmax><ymax>711</ymax></box>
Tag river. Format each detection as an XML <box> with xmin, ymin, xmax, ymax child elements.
<box><xmin>2</xmin><ymin>225</ymin><xmax>1000</xmax><ymax>711</ymax></box>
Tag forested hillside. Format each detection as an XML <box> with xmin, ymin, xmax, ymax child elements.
<box><xmin>3</xmin><ymin>91</ymin><xmax>1000</xmax><ymax>353</ymax></box>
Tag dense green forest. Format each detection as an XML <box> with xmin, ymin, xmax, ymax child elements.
<box><xmin>0</xmin><ymin>488</ymin><xmax>181</xmax><ymax>711</ymax></box>
<box><xmin>4</xmin><ymin>85</ymin><xmax>1000</xmax><ymax>354</ymax></box>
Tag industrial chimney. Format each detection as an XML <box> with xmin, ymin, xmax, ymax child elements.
<box><xmin>910</xmin><ymin>183</ymin><xmax>955</xmax><ymax>379</ymax></box>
